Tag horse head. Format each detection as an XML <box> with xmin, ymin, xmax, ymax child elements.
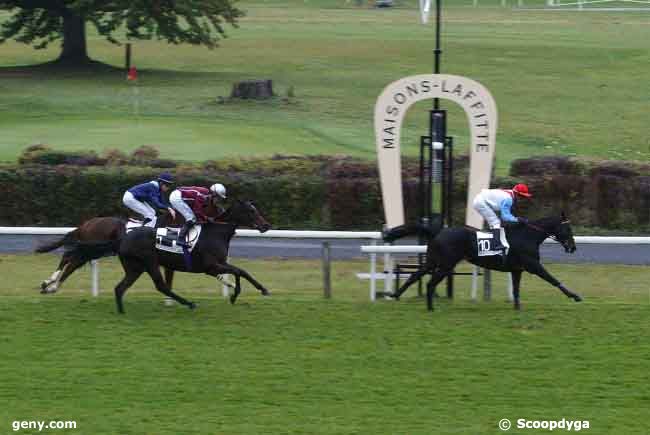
<box><xmin>529</xmin><ymin>212</ymin><xmax>576</xmax><ymax>253</ymax></box>
<box><xmin>223</xmin><ymin>200</ymin><xmax>271</xmax><ymax>233</ymax></box>
<box><xmin>551</xmin><ymin>212</ymin><xmax>576</xmax><ymax>253</ymax></box>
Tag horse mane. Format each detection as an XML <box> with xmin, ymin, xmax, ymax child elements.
<box><xmin>530</xmin><ymin>215</ymin><xmax>564</xmax><ymax>229</ymax></box>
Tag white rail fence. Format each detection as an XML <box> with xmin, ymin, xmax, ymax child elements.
<box><xmin>361</xmin><ymin>236</ymin><xmax>650</xmax><ymax>301</ymax></box>
<box><xmin>0</xmin><ymin>227</ymin><xmax>382</xmax><ymax>297</ymax></box>
<box><xmin>1</xmin><ymin>227</ymin><xmax>648</xmax><ymax>300</ymax></box>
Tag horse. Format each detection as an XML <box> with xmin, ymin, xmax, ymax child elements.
<box><xmin>107</xmin><ymin>200</ymin><xmax>271</xmax><ymax>313</ymax></box>
<box><xmin>35</xmin><ymin>198</ymin><xmax>225</xmax><ymax>294</ymax></box>
<box><xmin>384</xmin><ymin>213</ymin><xmax>583</xmax><ymax>311</ymax></box>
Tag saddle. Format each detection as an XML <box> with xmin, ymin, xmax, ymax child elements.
<box><xmin>155</xmin><ymin>226</ymin><xmax>202</xmax><ymax>254</ymax></box>
<box><xmin>474</xmin><ymin>229</ymin><xmax>509</xmax><ymax>257</ymax></box>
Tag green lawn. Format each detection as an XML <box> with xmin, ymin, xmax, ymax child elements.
<box><xmin>1</xmin><ymin>253</ymin><xmax>649</xmax><ymax>434</ymax></box>
<box><xmin>2</xmin><ymin>2</ymin><xmax>650</xmax><ymax>172</ymax></box>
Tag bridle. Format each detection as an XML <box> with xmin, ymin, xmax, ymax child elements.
<box><xmin>524</xmin><ymin>220</ymin><xmax>573</xmax><ymax>247</ymax></box>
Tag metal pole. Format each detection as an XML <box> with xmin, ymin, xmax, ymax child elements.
<box><xmin>322</xmin><ymin>241</ymin><xmax>331</xmax><ymax>299</ymax></box>
<box><xmin>433</xmin><ymin>0</ymin><xmax>442</xmax><ymax>109</ymax></box>
<box><xmin>483</xmin><ymin>268</ymin><xmax>492</xmax><ymax>301</ymax></box>
<box><xmin>471</xmin><ymin>266</ymin><xmax>479</xmax><ymax>300</ymax></box>
<box><xmin>125</xmin><ymin>43</ymin><xmax>132</xmax><ymax>71</ymax></box>
<box><xmin>90</xmin><ymin>260</ymin><xmax>99</xmax><ymax>297</ymax></box>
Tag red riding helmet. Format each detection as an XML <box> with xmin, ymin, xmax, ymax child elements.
<box><xmin>513</xmin><ymin>183</ymin><xmax>532</xmax><ymax>198</ymax></box>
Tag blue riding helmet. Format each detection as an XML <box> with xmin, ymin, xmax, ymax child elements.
<box><xmin>157</xmin><ymin>173</ymin><xmax>174</xmax><ymax>185</ymax></box>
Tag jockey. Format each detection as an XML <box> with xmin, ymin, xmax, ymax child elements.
<box><xmin>122</xmin><ymin>173</ymin><xmax>176</xmax><ymax>227</ymax></box>
<box><xmin>170</xmin><ymin>183</ymin><xmax>228</xmax><ymax>244</ymax></box>
<box><xmin>472</xmin><ymin>183</ymin><xmax>532</xmax><ymax>256</ymax></box>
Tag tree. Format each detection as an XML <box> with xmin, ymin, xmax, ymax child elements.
<box><xmin>0</xmin><ymin>0</ymin><xmax>244</xmax><ymax>65</ymax></box>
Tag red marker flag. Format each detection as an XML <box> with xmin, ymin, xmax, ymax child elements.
<box><xmin>127</xmin><ymin>66</ymin><xmax>138</xmax><ymax>81</ymax></box>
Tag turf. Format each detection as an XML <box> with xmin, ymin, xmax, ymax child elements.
<box><xmin>1</xmin><ymin>253</ymin><xmax>648</xmax><ymax>434</ymax></box>
<box><xmin>1</xmin><ymin>2</ymin><xmax>650</xmax><ymax>172</ymax></box>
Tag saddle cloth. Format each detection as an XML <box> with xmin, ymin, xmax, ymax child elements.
<box><xmin>155</xmin><ymin>226</ymin><xmax>202</xmax><ymax>254</ymax></box>
<box><xmin>475</xmin><ymin>230</ymin><xmax>509</xmax><ymax>257</ymax></box>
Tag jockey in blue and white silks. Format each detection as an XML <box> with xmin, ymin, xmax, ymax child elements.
<box><xmin>122</xmin><ymin>173</ymin><xmax>176</xmax><ymax>227</ymax></box>
<box><xmin>472</xmin><ymin>184</ymin><xmax>532</xmax><ymax>256</ymax></box>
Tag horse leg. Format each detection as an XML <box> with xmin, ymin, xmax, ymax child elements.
<box><xmin>426</xmin><ymin>269</ymin><xmax>453</xmax><ymax>311</ymax></box>
<box><xmin>51</xmin><ymin>255</ymin><xmax>88</xmax><ymax>292</ymax></box>
<box><xmin>114</xmin><ymin>257</ymin><xmax>145</xmax><ymax>314</ymax></box>
<box><xmin>146</xmin><ymin>263</ymin><xmax>196</xmax><ymax>310</ymax></box>
<box><xmin>206</xmin><ymin>264</ymin><xmax>269</xmax><ymax>305</ymax></box>
<box><xmin>391</xmin><ymin>267</ymin><xmax>431</xmax><ymax>300</ymax></box>
<box><xmin>163</xmin><ymin>267</ymin><xmax>175</xmax><ymax>306</ymax></box>
<box><xmin>522</xmin><ymin>258</ymin><xmax>583</xmax><ymax>302</ymax></box>
<box><xmin>511</xmin><ymin>270</ymin><xmax>522</xmax><ymax>310</ymax></box>
<box><xmin>164</xmin><ymin>268</ymin><xmax>174</xmax><ymax>290</ymax></box>
<box><xmin>41</xmin><ymin>255</ymin><xmax>67</xmax><ymax>291</ymax></box>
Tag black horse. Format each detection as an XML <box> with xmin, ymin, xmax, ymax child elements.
<box><xmin>36</xmin><ymin>199</ymin><xmax>223</xmax><ymax>294</ymax></box>
<box><xmin>385</xmin><ymin>213</ymin><xmax>583</xmax><ymax>311</ymax></box>
<box><xmin>60</xmin><ymin>200</ymin><xmax>271</xmax><ymax>313</ymax></box>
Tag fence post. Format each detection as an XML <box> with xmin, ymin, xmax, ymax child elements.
<box><xmin>322</xmin><ymin>241</ymin><xmax>331</xmax><ymax>298</ymax></box>
<box><xmin>483</xmin><ymin>268</ymin><xmax>491</xmax><ymax>301</ymax></box>
<box><xmin>471</xmin><ymin>266</ymin><xmax>479</xmax><ymax>300</ymax></box>
<box><xmin>90</xmin><ymin>260</ymin><xmax>99</xmax><ymax>297</ymax></box>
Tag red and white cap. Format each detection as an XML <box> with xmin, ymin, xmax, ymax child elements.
<box><xmin>513</xmin><ymin>183</ymin><xmax>532</xmax><ymax>198</ymax></box>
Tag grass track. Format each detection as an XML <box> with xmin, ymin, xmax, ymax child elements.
<box><xmin>1</xmin><ymin>254</ymin><xmax>649</xmax><ymax>434</ymax></box>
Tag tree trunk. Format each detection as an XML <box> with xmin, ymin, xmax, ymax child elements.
<box><xmin>231</xmin><ymin>80</ymin><xmax>274</xmax><ymax>99</ymax></box>
<box><xmin>57</xmin><ymin>11</ymin><xmax>89</xmax><ymax>64</ymax></box>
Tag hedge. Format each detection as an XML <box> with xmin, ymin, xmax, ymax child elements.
<box><xmin>1</xmin><ymin>150</ymin><xmax>649</xmax><ymax>232</ymax></box>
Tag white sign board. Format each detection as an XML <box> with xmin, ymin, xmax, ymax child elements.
<box><xmin>374</xmin><ymin>74</ymin><xmax>497</xmax><ymax>229</ymax></box>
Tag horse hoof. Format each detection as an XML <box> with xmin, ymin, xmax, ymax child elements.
<box><xmin>188</xmin><ymin>302</ymin><xmax>198</xmax><ymax>310</ymax></box>
<box><xmin>230</xmin><ymin>295</ymin><xmax>237</xmax><ymax>305</ymax></box>
<box><xmin>262</xmin><ymin>290</ymin><xmax>271</xmax><ymax>296</ymax></box>
<box><xmin>573</xmin><ymin>295</ymin><xmax>583</xmax><ymax>302</ymax></box>
<box><xmin>383</xmin><ymin>294</ymin><xmax>398</xmax><ymax>301</ymax></box>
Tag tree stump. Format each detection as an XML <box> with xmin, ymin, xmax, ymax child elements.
<box><xmin>230</xmin><ymin>80</ymin><xmax>274</xmax><ymax>99</ymax></box>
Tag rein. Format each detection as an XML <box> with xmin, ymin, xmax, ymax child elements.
<box><xmin>524</xmin><ymin>220</ymin><xmax>571</xmax><ymax>243</ymax></box>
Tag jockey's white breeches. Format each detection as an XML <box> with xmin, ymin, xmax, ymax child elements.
<box><xmin>169</xmin><ymin>190</ymin><xmax>196</xmax><ymax>223</ymax></box>
<box><xmin>472</xmin><ymin>197</ymin><xmax>501</xmax><ymax>229</ymax></box>
<box><xmin>123</xmin><ymin>191</ymin><xmax>156</xmax><ymax>227</ymax></box>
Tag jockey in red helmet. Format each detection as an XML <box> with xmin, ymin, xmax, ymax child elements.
<box><xmin>472</xmin><ymin>183</ymin><xmax>532</xmax><ymax>258</ymax></box>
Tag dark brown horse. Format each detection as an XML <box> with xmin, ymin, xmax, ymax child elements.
<box><xmin>36</xmin><ymin>199</ymin><xmax>223</xmax><ymax>293</ymax></box>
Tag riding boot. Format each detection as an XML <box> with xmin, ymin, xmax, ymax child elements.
<box><xmin>142</xmin><ymin>218</ymin><xmax>151</xmax><ymax>227</ymax></box>
<box><xmin>491</xmin><ymin>228</ymin><xmax>508</xmax><ymax>265</ymax></box>
<box><xmin>178</xmin><ymin>220</ymin><xmax>195</xmax><ymax>247</ymax></box>
<box><xmin>490</xmin><ymin>229</ymin><xmax>504</xmax><ymax>251</ymax></box>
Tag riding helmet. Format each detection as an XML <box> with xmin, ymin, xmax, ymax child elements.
<box><xmin>157</xmin><ymin>173</ymin><xmax>174</xmax><ymax>185</ymax></box>
<box><xmin>513</xmin><ymin>183</ymin><xmax>532</xmax><ymax>197</ymax></box>
<box><xmin>210</xmin><ymin>183</ymin><xmax>227</xmax><ymax>199</ymax></box>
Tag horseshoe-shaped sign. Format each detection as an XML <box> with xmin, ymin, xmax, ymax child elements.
<box><xmin>374</xmin><ymin>74</ymin><xmax>498</xmax><ymax>229</ymax></box>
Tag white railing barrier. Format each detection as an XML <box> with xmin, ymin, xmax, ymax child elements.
<box><xmin>360</xmin><ymin>236</ymin><xmax>650</xmax><ymax>301</ymax></box>
<box><xmin>2</xmin><ymin>227</ymin><xmax>648</xmax><ymax>300</ymax></box>
<box><xmin>0</xmin><ymin>227</ymin><xmax>382</xmax><ymax>297</ymax></box>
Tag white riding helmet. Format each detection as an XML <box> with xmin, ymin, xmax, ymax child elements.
<box><xmin>209</xmin><ymin>183</ymin><xmax>227</xmax><ymax>199</ymax></box>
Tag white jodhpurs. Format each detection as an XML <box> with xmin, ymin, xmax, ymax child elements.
<box><xmin>169</xmin><ymin>190</ymin><xmax>196</xmax><ymax>223</ymax></box>
<box><xmin>472</xmin><ymin>197</ymin><xmax>501</xmax><ymax>229</ymax></box>
<box><xmin>123</xmin><ymin>191</ymin><xmax>156</xmax><ymax>227</ymax></box>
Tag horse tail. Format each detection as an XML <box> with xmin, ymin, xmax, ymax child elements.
<box><xmin>35</xmin><ymin>229</ymin><xmax>80</xmax><ymax>253</ymax></box>
<box><xmin>382</xmin><ymin>221</ymin><xmax>442</xmax><ymax>243</ymax></box>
